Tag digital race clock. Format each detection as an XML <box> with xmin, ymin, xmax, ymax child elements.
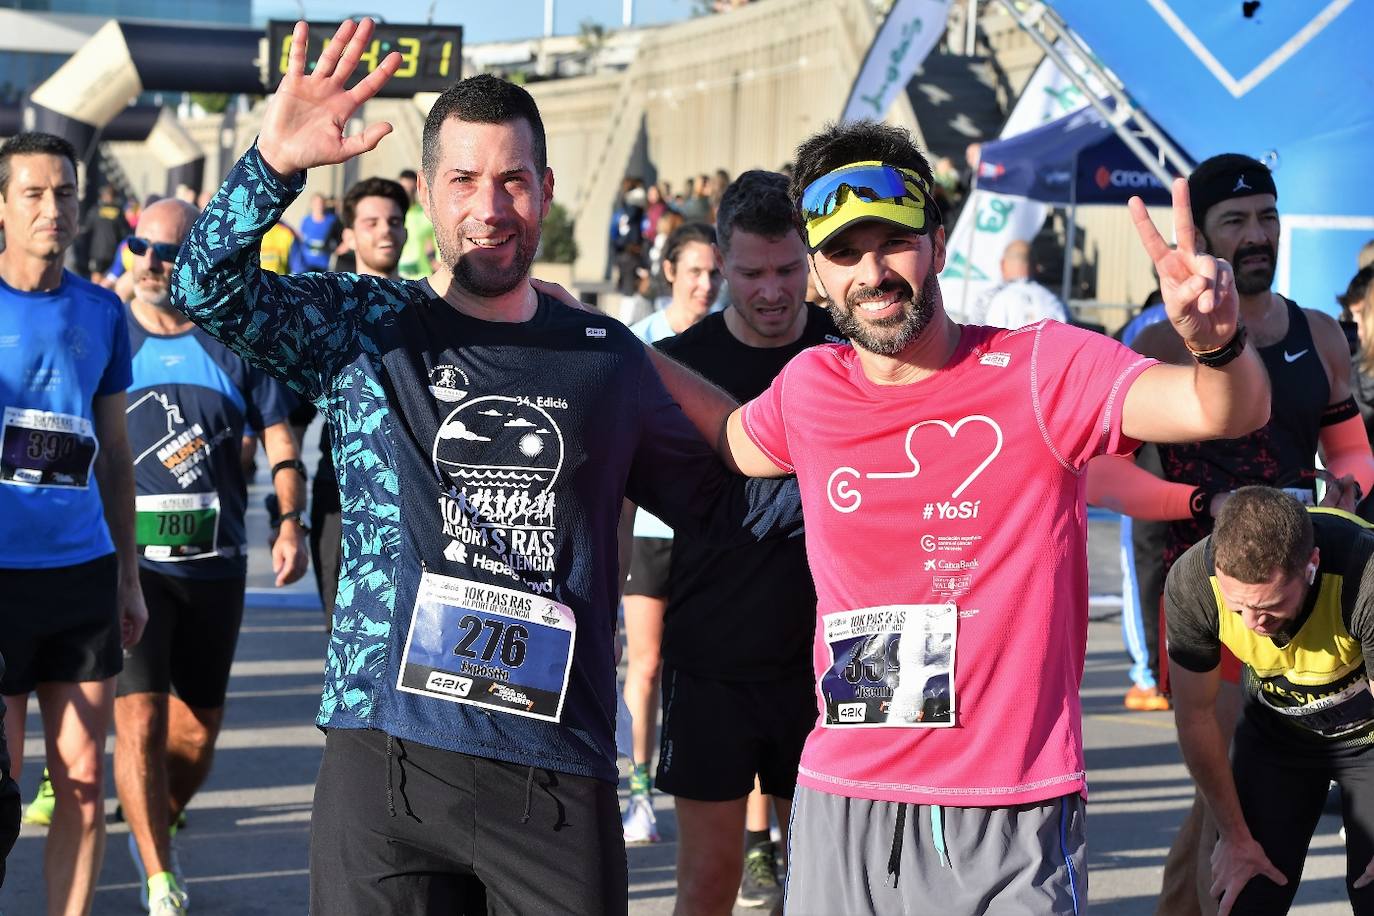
<box><xmin>265</xmin><ymin>21</ymin><xmax>463</xmax><ymax>97</ymax></box>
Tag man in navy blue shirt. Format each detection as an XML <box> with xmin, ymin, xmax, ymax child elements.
<box><xmin>171</xmin><ymin>20</ymin><xmax>798</xmax><ymax>916</ymax></box>
<box><xmin>0</xmin><ymin>131</ymin><xmax>147</xmax><ymax>914</ymax></box>
<box><xmin>116</xmin><ymin>198</ymin><xmax>308</xmax><ymax>914</ymax></box>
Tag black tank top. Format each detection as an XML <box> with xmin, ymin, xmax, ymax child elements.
<box><xmin>1159</xmin><ymin>297</ymin><xmax>1330</xmax><ymax>570</ymax></box>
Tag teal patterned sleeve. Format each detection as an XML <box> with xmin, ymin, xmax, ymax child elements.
<box><xmin>171</xmin><ymin>145</ymin><xmax>391</xmax><ymax>406</ymax></box>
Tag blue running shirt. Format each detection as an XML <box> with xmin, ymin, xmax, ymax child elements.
<box><xmin>0</xmin><ymin>272</ymin><xmax>131</xmax><ymax>568</ymax></box>
<box><xmin>126</xmin><ymin>318</ymin><xmax>290</xmax><ymax>578</ymax></box>
<box><xmin>298</xmin><ymin>212</ymin><xmax>340</xmax><ymax>271</ymax></box>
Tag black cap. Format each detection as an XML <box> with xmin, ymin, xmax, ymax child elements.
<box><xmin>1188</xmin><ymin>153</ymin><xmax>1276</xmax><ymax>231</ymax></box>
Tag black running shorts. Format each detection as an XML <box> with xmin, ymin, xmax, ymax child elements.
<box><xmin>310</xmin><ymin>728</ymin><xmax>628</xmax><ymax>916</ymax></box>
<box><xmin>624</xmin><ymin>536</ymin><xmax>671</xmax><ymax>599</ymax></box>
<box><xmin>309</xmin><ymin>505</ymin><xmax>341</xmax><ymax>615</ymax></box>
<box><xmin>0</xmin><ymin>553</ymin><xmax>121</xmax><ymax>695</ymax></box>
<box><xmin>117</xmin><ymin>568</ymin><xmax>246</xmax><ymax>709</ymax></box>
<box><xmin>656</xmin><ymin>663</ymin><xmax>816</xmax><ymax>801</ymax></box>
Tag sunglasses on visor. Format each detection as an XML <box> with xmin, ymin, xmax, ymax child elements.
<box><xmin>126</xmin><ymin>237</ymin><xmax>181</xmax><ymax>262</ymax></box>
<box><xmin>799</xmin><ymin>164</ymin><xmax>933</xmax><ymax>229</ymax></box>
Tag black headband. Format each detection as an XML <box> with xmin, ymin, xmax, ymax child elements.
<box><xmin>1188</xmin><ymin>154</ymin><xmax>1277</xmax><ymax>230</ymax></box>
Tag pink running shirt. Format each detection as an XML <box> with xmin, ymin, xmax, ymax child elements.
<box><xmin>742</xmin><ymin>320</ymin><xmax>1155</xmax><ymax>806</ymax></box>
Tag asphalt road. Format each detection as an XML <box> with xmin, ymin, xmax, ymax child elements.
<box><xmin>0</xmin><ymin>478</ymin><xmax>1357</xmax><ymax>913</ymax></box>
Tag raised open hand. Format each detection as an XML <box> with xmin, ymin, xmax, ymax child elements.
<box><xmin>257</xmin><ymin>19</ymin><xmax>403</xmax><ymax>179</ymax></box>
<box><xmin>1131</xmin><ymin>178</ymin><xmax>1238</xmax><ymax>352</ymax></box>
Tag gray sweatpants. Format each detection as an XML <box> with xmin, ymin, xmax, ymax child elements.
<box><xmin>784</xmin><ymin>786</ymin><xmax>1087</xmax><ymax>915</ymax></box>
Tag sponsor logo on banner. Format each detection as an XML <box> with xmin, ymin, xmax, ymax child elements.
<box><xmin>1095</xmin><ymin>165</ymin><xmax>1165</xmax><ymax>190</ymax></box>
<box><xmin>841</xmin><ymin>0</ymin><xmax>951</xmax><ymax>122</ymax></box>
<box><xmin>939</xmin><ymin>47</ymin><xmax>1103</xmax><ymax>318</ymax></box>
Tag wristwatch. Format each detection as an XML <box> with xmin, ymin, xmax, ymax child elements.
<box><xmin>1186</xmin><ymin>325</ymin><xmax>1248</xmax><ymax>369</ymax></box>
<box><xmin>277</xmin><ymin>509</ymin><xmax>311</xmax><ymax>534</ymax></box>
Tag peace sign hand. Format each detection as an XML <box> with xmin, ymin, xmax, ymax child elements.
<box><xmin>257</xmin><ymin>19</ymin><xmax>403</xmax><ymax>180</ymax></box>
<box><xmin>1131</xmin><ymin>178</ymin><xmax>1239</xmax><ymax>352</ymax></box>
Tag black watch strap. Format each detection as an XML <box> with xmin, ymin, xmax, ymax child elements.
<box><xmin>272</xmin><ymin>459</ymin><xmax>308</xmax><ymax>480</ymax></box>
<box><xmin>1186</xmin><ymin>324</ymin><xmax>1248</xmax><ymax>369</ymax></box>
<box><xmin>278</xmin><ymin>509</ymin><xmax>311</xmax><ymax>533</ymax></box>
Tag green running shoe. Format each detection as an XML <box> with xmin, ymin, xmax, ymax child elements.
<box><xmin>147</xmin><ymin>870</ymin><xmax>188</xmax><ymax>915</ymax></box>
<box><xmin>22</xmin><ymin>769</ymin><xmax>54</xmax><ymax>826</ymax></box>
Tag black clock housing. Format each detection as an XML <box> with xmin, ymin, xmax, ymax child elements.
<box><xmin>266</xmin><ymin>21</ymin><xmax>463</xmax><ymax>97</ymax></box>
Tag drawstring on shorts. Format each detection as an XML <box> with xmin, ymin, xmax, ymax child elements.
<box><xmin>886</xmin><ymin>802</ymin><xmax>907</xmax><ymax>888</ymax></box>
<box><xmin>385</xmin><ymin>734</ymin><xmax>397</xmax><ymax>818</ymax></box>
<box><xmin>520</xmin><ymin>766</ymin><xmax>535</xmax><ymax>824</ymax></box>
<box><xmin>930</xmin><ymin>804</ymin><xmax>951</xmax><ymax>869</ymax></box>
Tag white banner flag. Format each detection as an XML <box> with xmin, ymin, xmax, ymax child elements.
<box><xmin>842</xmin><ymin>0</ymin><xmax>952</xmax><ymax>123</ymax></box>
<box><xmin>939</xmin><ymin>47</ymin><xmax>1102</xmax><ymax>319</ymax></box>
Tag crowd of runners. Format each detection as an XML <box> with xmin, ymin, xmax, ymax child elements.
<box><xmin>3</xmin><ymin>16</ymin><xmax>1374</xmax><ymax>916</ymax></box>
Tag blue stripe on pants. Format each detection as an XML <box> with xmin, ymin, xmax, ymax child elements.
<box><xmin>1119</xmin><ymin>515</ymin><xmax>1156</xmax><ymax>688</ymax></box>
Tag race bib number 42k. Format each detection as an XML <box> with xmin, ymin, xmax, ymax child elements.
<box><xmin>821</xmin><ymin>604</ymin><xmax>958</xmax><ymax>728</ymax></box>
<box><xmin>397</xmin><ymin>571</ymin><xmax>576</xmax><ymax>723</ymax></box>
<box><xmin>1</xmin><ymin>407</ymin><xmax>98</xmax><ymax>489</ymax></box>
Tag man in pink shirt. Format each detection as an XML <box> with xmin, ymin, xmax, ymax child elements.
<box><xmin>652</xmin><ymin>120</ymin><xmax>1270</xmax><ymax>913</ymax></box>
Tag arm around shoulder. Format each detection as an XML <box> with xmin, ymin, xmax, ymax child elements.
<box><xmin>725</xmin><ymin>409</ymin><xmax>790</xmax><ymax>479</ymax></box>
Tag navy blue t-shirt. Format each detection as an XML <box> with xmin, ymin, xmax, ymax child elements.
<box><xmin>126</xmin><ymin>315</ymin><xmax>290</xmax><ymax>579</ymax></box>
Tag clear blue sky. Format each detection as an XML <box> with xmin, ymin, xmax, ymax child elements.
<box><xmin>251</xmin><ymin>0</ymin><xmax>698</xmax><ymax>43</ymax></box>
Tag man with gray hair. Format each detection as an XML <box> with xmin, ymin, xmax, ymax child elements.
<box><xmin>649</xmin><ymin>169</ymin><xmax>842</xmax><ymax>913</ymax></box>
<box><xmin>116</xmin><ymin>198</ymin><xmax>307</xmax><ymax>914</ymax></box>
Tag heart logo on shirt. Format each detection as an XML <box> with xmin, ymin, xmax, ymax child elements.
<box><xmin>826</xmin><ymin>415</ymin><xmax>1004</xmax><ymax>512</ymax></box>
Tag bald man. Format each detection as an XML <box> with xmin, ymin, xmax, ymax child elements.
<box><xmin>973</xmin><ymin>239</ymin><xmax>1071</xmax><ymax>329</ymax></box>
<box><xmin>114</xmin><ymin>199</ymin><xmax>307</xmax><ymax>913</ymax></box>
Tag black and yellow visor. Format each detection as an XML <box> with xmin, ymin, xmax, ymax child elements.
<box><xmin>800</xmin><ymin>160</ymin><xmax>938</xmax><ymax>252</ymax></box>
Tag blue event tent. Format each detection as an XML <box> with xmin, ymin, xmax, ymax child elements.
<box><xmin>974</xmin><ymin>101</ymin><xmax>1180</xmax><ymax>208</ymax></box>
<box><xmin>1047</xmin><ymin>0</ymin><xmax>1374</xmax><ymax>314</ymax></box>
<box><xmin>973</xmin><ymin>100</ymin><xmax>1184</xmax><ymax>299</ymax></box>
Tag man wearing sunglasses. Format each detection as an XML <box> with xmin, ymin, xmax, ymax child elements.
<box><xmin>115</xmin><ymin>199</ymin><xmax>308</xmax><ymax>914</ymax></box>
<box><xmin>663</xmin><ymin>119</ymin><xmax>1271</xmax><ymax>913</ymax></box>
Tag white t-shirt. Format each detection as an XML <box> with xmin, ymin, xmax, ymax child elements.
<box><xmin>974</xmin><ymin>279</ymin><xmax>1069</xmax><ymax>329</ymax></box>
